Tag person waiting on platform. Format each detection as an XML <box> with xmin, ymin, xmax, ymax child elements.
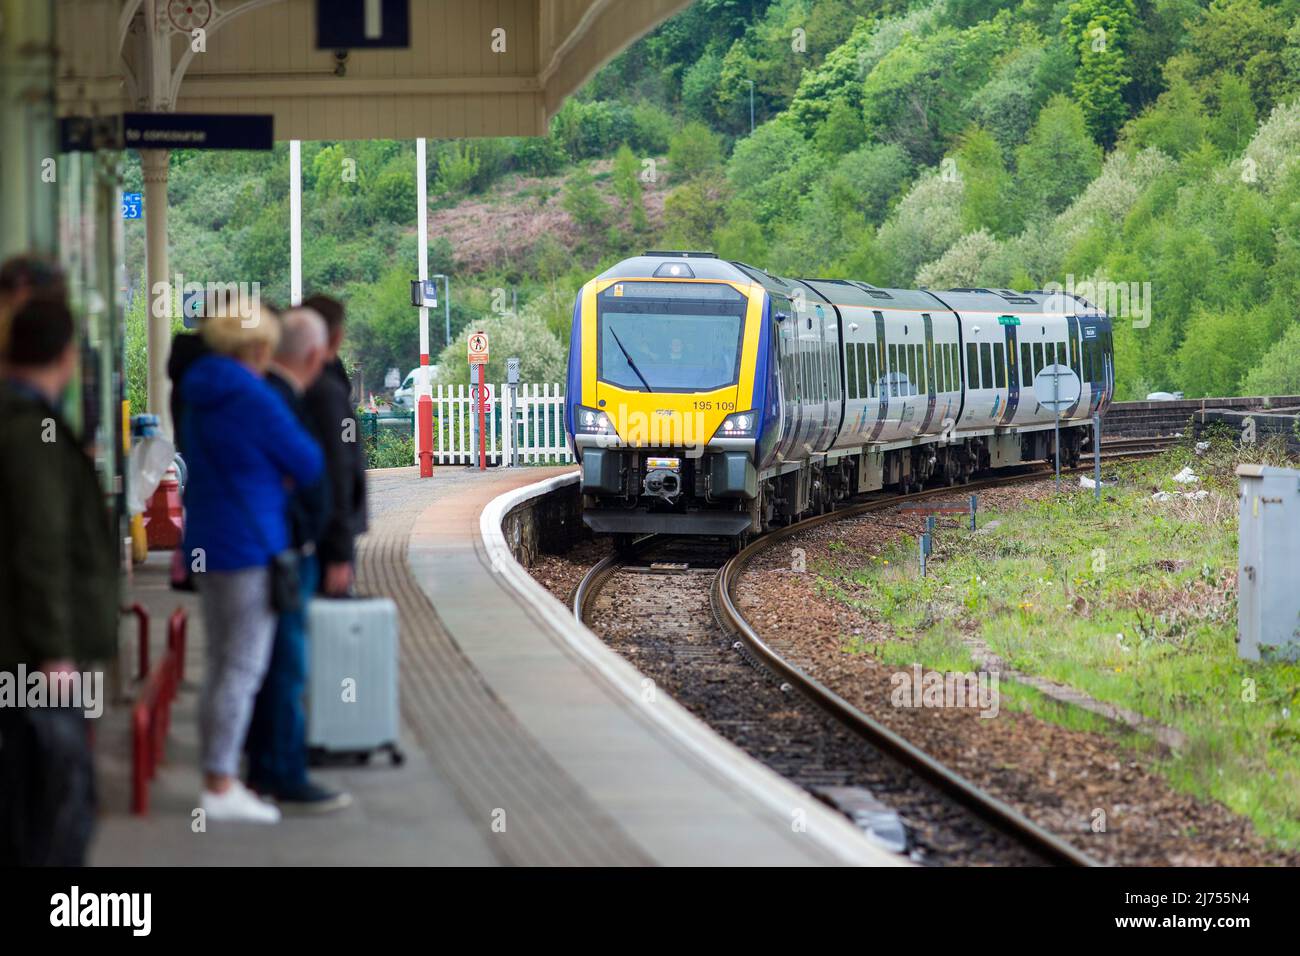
<box><xmin>179</xmin><ymin>304</ymin><xmax>323</xmax><ymax>823</ymax></box>
<box><xmin>301</xmin><ymin>294</ymin><xmax>368</xmax><ymax>597</ymax></box>
<box><xmin>245</xmin><ymin>306</ymin><xmax>351</xmax><ymax>813</ymax></box>
<box><xmin>0</xmin><ymin>297</ymin><xmax>118</xmax><ymax>864</ymax></box>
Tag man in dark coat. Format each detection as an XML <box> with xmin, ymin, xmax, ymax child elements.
<box><xmin>301</xmin><ymin>295</ymin><xmax>368</xmax><ymax>596</ymax></box>
<box><xmin>0</xmin><ymin>297</ymin><xmax>118</xmax><ymax>865</ymax></box>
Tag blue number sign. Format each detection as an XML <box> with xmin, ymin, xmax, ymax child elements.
<box><xmin>122</xmin><ymin>192</ymin><xmax>142</xmax><ymax>220</ymax></box>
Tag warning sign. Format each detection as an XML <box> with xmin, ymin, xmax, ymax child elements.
<box><xmin>468</xmin><ymin>331</ymin><xmax>489</xmax><ymax>366</ymax></box>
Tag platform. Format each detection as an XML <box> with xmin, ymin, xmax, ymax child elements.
<box><xmin>92</xmin><ymin>465</ymin><xmax>896</xmax><ymax>866</ymax></box>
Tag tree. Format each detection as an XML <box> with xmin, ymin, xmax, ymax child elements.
<box><xmin>1062</xmin><ymin>0</ymin><xmax>1136</xmax><ymax>145</ymax></box>
<box><xmin>663</xmin><ymin>172</ymin><xmax>730</xmax><ymax>249</ymax></box>
<box><xmin>434</xmin><ymin>143</ymin><xmax>480</xmax><ymax>196</ymax></box>
<box><xmin>952</xmin><ymin>126</ymin><xmax>1015</xmax><ymax>236</ymax></box>
<box><xmin>812</xmin><ymin>98</ymin><xmax>867</xmax><ymax>156</ymax></box>
<box><xmin>1208</xmin><ymin>72</ymin><xmax>1258</xmax><ymax>155</ymax></box>
<box><xmin>916</xmin><ymin>229</ymin><xmax>1003</xmax><ymax>288</ymax></box>
<box><xmin>667</xmin><ymin>121</ymin><xmax>723</xmax><ymax>179</ymax></box>
<box><xmin>1242</xmin><ymin>320</ymin><xmax>1300</xmax><ymax>395</ymax></box>
<box><xmin>611</xmin><ymin>144</ymin><xmax>648</xmax><ymax>232</ymax></box>
<box><xmin>562</xmin><ymin>166</ymin><xmax>609</xmax><ymax>237</ymax></box>
<box><xmin>1119</xmin><ymin>76</ymin><xmax>1208</xmax><ymax>157</ymax></box>
<box><xmin>727</xmin><ymin>119</ymin><xmax>823</xmax><ymax>224</ymax></box>
<box><xmin>1014</xmin><ymin>95</ymin><xmax>1103</xmax><ymax>219</ymax></box>
<box><xmin>432</xmin><ymin>305</ymin><xmax>568</xmax><ymax>388</ymax></box>
<box><xmin>1182</xmin><ymin>0</ymin><xmax>1290</xmax><ymax>112</ymax></box>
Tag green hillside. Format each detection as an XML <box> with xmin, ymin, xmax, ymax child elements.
<box><xmin>125</xmin><ymin>0</ymin><xmax>1300</xmax><ymax>402</ymax></box>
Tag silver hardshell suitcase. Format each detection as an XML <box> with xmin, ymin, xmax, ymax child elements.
<box><xmin>306</xmin><ymin>596</ymin><xmax>405</xmax><ymax>766</ymax></box>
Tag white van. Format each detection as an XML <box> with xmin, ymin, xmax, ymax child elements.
<box><xmin>393</xmin><ymin>366</ymin><xmax>436</xmax><ymax>408</ymax></box>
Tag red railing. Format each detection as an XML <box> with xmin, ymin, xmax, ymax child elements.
<box><xmin>128</xmin><ymin>606</ymin><xmax>188</xmax><ymax>815</ymax></box>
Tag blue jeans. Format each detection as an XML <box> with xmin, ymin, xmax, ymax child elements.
<box><xmin>247</xmin><ymin>553</ymin><xmax>318</xmax><ymax>794</ymax></box>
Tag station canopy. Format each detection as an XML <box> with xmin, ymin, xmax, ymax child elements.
<box><xmin>57</xmin><ymin>0</ymin><xmax>690</xmax><ymax>140</ymax></box>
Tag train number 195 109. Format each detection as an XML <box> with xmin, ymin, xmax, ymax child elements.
<box><xmin>694</xmin><ymin>401</ymin><xmax>736</xmax><ymax>411</ymax></box>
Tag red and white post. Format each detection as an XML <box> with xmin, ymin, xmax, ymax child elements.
<box><xmin>476</xmin><ymin>363</ymin><xmax>487</xmax><ymax>471</ymax></box>
<box><xmin>416</xmin><ymin>137</ymin><xmax>433</xmax><ymax>478</ymax></box>
<box><xmin>467</xmin><ymin>331</ymin><xmax>490</xmax><ymax>471</ymax></box>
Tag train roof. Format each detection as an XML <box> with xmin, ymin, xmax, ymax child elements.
<box><xmin>598</xmin><ymin>255</ymin><xmax>1109</xmax><ymax>320</ymax></box>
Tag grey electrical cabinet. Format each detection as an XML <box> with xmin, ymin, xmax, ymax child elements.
<box><xmin>1237</xmin><ymin>464</ymin><xmax>1300</xmax><ymax>661</ymax></box>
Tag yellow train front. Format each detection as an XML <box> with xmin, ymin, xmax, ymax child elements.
<box><xmin>564</xmin><ymin>252</ymin><xmax>777</xmax><ymax>541</ymax></box>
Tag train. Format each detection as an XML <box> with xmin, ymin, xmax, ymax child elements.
<box><xmin>563</xmin><ymin>252</ymin><xmax>1114</xmax><ymax>545</ymax></box>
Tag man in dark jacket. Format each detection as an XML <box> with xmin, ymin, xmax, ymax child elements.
<box><xmin>0</xmin><ymin>297</ymin><xmax>118</xmax><ymax>865</ymax></box>
<box><xmin>246</xmin><ymin>307</ymin><xmax>349</xmax><ymax>812</ymax></box>
<box><xmin>302</xmin><ymin>295</ymin><xmax>368</xmax><ymax>595</ymax></box>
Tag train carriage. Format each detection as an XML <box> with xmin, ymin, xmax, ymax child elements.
<box><xmin>565</xmin><ymin>252</ymin><xmax>1114</xmax><ymax>543</ymax></box>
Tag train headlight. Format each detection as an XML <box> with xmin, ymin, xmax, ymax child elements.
<box><xmin>718</xmin><ymin>411</ymin><xmax>756</xmax><ymax>438</ymax></box>
<box><xmin>576</xmin><ymin>405</ymin><xmax>613</xmax><ymax>435</ymax></box>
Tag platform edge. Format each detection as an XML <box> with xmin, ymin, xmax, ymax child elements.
<box><xmin>479</xmin><ymin>472</ymin><xmax>909</xmax><ymax>867</ymax></box>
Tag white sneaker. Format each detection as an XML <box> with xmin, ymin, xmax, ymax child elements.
<box><xmin>201</xmin><ymin>781</ymin><xmax>282</xmax><ymax>824</ymax></box>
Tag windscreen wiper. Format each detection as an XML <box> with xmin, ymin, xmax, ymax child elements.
<box><xmin>609</xmin><ymin>328</ymin><xmax>653</xmax><ymax>392</ymax></box>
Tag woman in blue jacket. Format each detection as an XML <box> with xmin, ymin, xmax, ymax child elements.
<box><xmin>181</xmin><ymin>305</ymin><xmax>323</xmax><ymax>824</ymax></box>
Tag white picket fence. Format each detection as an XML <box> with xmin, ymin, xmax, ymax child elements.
<box><xmin>416</xmin><ymin>383</ymin><xmax>574</xmax><ymax>466</ymax></box>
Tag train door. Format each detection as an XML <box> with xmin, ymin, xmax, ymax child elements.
<box><xmin>1062</xmin><ymin>315</ymin><xmax>1083</xmax><ymax>419</ymax></box>
<box><xmin>998</xmin><ymin>314</ymin><xmax>1020</xmax><ymax>425</ymax></box>
<box><xmin>919</xmin><ymin>313</ymin><xmax>938</xmax><ymax>434</ymax></box>
<box><xmin>867</xmin><ymin>310</ymin><xmax>890</xmax><ymax>442</ymax></box>
<box><xmin>772</xmin><ymin>292</ymin><xmax>800</xmax><ymax>461</ymax></box>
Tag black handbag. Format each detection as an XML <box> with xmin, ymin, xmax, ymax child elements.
<box><xmin>193</xmin><ymin>412</ymin><xmax>302</xmax><ymax>615</ymax></box>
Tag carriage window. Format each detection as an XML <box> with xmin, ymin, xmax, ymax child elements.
<box><xmin>889</xmin><ymin>344</ymin><xmax>899</xmax><ymax>397</ymax></box>
<box><xmin>966</xmin><ymin>343</ymin><xmax>978</xmax><ymax>389</ymax></box>
<box><xmin>1032</xmin><ymin>342</ymin><xmax>1044</xmax><ymax>381</ymax></box>
<box><xmin>846</xmin><ymin>343</ymin><xmax>859</xmax><ymax>399</ymax></box>
<box><xmin>1021</xmin><ymin>343</ymin><xmax>1031</xmax><ymax>383</ymax></box>
<box><xmin>948</xmin><ymin>344</ymin><xmax>957</xmax><ymax>391</ymax></box>
<box><xmin>864</xmin><ymin>344</ymin><xmax>875</xmax><ymax>398</ymax></box>
<box><xmin>993</xmin><ymin>342</ymin><xmax>1006</xmax><ymax>388</ymax></box>
<box><xmin>979</xmin><ymin>342</ymin><xmax>994</xmax><ymax>389</ymax></box>
<box><xmin>856</xmin><ymin>343</ymin><xmax>868</xmax><ymax>398</ymax></box>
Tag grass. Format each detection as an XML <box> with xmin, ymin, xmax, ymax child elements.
<box><xmin>818</xmin><ymin>428</ymin><xmax>1300</xmax><ymax>848</ymax></box>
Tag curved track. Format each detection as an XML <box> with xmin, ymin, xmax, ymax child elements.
<box><xmin>575</xmin><ymin>465</ymin><xmax>1118</xmax><ymax>866</ymax></box>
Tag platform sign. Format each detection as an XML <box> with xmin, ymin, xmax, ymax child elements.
<box><xmin>123</xmin><ymin>112</ymin><xmax>274</xmax><ymax>151</ymax></box>
<box><xmin>122</xmin><ymin>192</ymin><xmax>142</xmax><ymax>220</ymax></box>
<box><xmin>467</xmin><ymin>331</ymin><xmax>489</xmax><ymax>366</ymax></box>
<box><xmin>181</xmin><ymin>289</ymin><xmax>205</xmax><ymax>329</ymax></box>
<box><xmin>317</xmin><ymin>0</ymin><xmax>410</xmax><ymax>49</ymax></box>
<box><xmin>1033</xmin><ymin>364</ymin><xmax>1081</xmax><ymax>412</ymax></box>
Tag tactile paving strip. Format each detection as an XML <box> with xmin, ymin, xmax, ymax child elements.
<box><xmin>356</xmin><ymin>501</ymin><xmax>651</xmax><ymax>866</ymax></box>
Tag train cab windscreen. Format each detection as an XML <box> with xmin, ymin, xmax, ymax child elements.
<box><xmin>597</xmin><ymin>281</ymin><xmax>747</xmax><ymax>392</ymax></box>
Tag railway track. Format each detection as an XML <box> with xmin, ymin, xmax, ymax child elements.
<box><xmin>1098</xmin><ymin>434</ymin><xmax>1179</xmax><ymax>457</ymax></box>
<box><xmin>574</xmin><ymin>465</ymin><xmax>1120</xmax><ymax>866</ymax></box>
